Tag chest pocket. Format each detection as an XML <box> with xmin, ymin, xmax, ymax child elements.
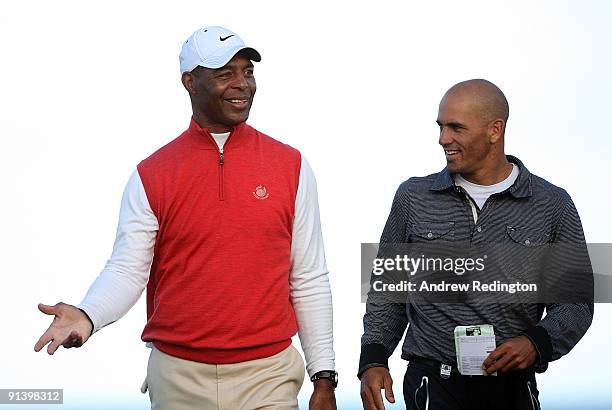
<box><xmin>502</xmin><ymin>225</ymin><xmax>552</xmax><ymax>283</ymax></box>
<box><xmin>409</xmin><ymin>221</ymin><xmax>455</xmax><ymax>242</ymax></box>
<box><xmin>506</xmin><ymin>225</ymin><xmax>551</xmax><ymax>247</ymax></box>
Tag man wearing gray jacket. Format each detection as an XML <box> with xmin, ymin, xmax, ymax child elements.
<box><xmin>359</xmin><ymin>79</ymin><xmax>593</xmax><ymax>410</ymax></box>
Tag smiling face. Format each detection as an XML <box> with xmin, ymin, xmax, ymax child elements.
<box><xmin>435</xmin><ymin>80</ymin><xmax>510</xmax><ymax>184</ymax></box>
<box><xmin>437</xmin><ymin>91</ymin><xmax>493</xmax><ymax>178</ymax></box>
<box><xmin>182</xmin><ymin>51</ymin><xmax>256</xmax><ymax>133</ymax></box>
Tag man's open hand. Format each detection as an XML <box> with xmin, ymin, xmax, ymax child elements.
<box><xmin>482</xmin><ymin>335</ymin><xmax>537</xmax><ymax>375</ymax></box>
<box><xmin>34</xmin><ymin>302</ymin><xmax>93</xmax><ymax>355</ymax></box>
<box><xmin>360</xmin><ymin>367</ymin><xmax>395</xmax><ymax>410</ymax></box>
<box><xmin>309</xmin><ymin>379</ymin><xmax>336</xmax><ymax>410</ymax></box>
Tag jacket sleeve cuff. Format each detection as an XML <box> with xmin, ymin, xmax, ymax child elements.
<box><xmin>521</xmin><ymin>325</ymin><xmax>552</xmax><ymax>372</ymax></box>
<box><xmin>358</xmin><ymin>344</ymin><xmax>390</xmax><ymax>379</ymax></box>
<box><xmin>78</xmin><ymin>308</ymin><xmax>95</xmax><ymax>337</ymax></box>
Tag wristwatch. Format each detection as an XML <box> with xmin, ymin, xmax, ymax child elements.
<box><xmin>310</xmin><ymin>370</ymin><xmax>338</xmax><ymax>388</ymax></box>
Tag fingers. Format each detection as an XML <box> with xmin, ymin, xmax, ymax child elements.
<box><xmin>500</xmin><ymin>348</ymin><xmax>534</xmax><ymax>372</ymax></box>
<box><xmin>373</xmin><ymin>387</ymin><xmax>385</xmax><ymax>410</ymax></box>
<box><xmin>485</xmin><ymin>350</ymin><xmax>514</xmax><ymax>375</ymax></box>
<box><xmin>484</xmin><ymin>337</ymin><xmax>537</xmax><ymax>374</ymax></box>
<box><xmin>34</xmin><ymin>331</ymin><xmax>53</xmax><ymax>352</ymax></box>
<box><xmin>35</xmin><ymin>329</ymin><xmax>83</xmax><ymax>354</ymax></box>
<box><xmin>35</xmin><ymin>303</ymin><xmax>76</xmax><ymax>354</ymax></box>
<box><xmin>360</xmin><ymin>368</ymin><xmax>393</xmax><ymax>410</ymax></box>
<box><xmin>483</xmin><ymin>342</ymin><xmax>511</xmax><ymax>374</ymax></box>
<box><xmin>37</xmin><ymin>303</ymin><xmax>58</xmax><ymax>316</ymax></box>
<box><xmin>361</xmin><ymin>384</ymin><xmax>385</xmax><ymax>410</ymax></box>
<box><xmin>49</xmin><ymin>330</ymin><xmax>80</xmax><ymax>355</ymax></box>
<box><xmin>501</xmin><ymin>357</ymin><xmax>522</xmax><ymax>372</ymax></box>
<box><xmin>47</xmin><ymin>338</ymin><xmax>63</xmax><ymax>355</ymax></box>
<box><xmin>383</xmin><ymin>373</ymin><xmax>395</xmax><ymax>404</ymax></box>
<box><xmin>370</xmin><ymin>390</ymin><xmax>385</xmax><ymax>410</ymax></box>
<box><xmin>35</xmin><ymin>303</ymin><xmax>58</xmax><ymax>352</ymax></box>
<box><xmin>492</xmin><ymin>352</ymin><xmax>512</xmax><ymax>372</ymax></box>
<box><xmin>483</xmin><ymin>343</ymin><xmax>507</xmax><ymax>369</ymax></box>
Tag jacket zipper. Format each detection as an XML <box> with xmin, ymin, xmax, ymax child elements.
<box><xmin>218</xmin><ymin>147</ymin><xmax>225</xmax><ymax>201</ymax></box>
<box><xmin>206</xmin><ymin>130</ymin><xmax>232</xmax><ymax>202</ymax></box>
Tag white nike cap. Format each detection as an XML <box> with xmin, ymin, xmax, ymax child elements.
<box><xmin>179</xmin><ymin>26</ymin><xmax>262</xmax><ymax>74</ymax></box>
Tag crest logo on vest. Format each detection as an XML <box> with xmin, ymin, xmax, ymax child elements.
<box><xmin>252</xmin><ymin>185</ymin><xmax>269</xmax><ymax>200</ymax></box>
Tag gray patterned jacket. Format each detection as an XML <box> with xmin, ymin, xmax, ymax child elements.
<box><xmin>359</xmin><ymin>155</ymin><xmax>594</xmax><ymax>377</ymax></box>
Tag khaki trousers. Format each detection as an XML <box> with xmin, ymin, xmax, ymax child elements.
<box><xmin>141</xmin><ymin>345</ymin><xmax>305</xmax><ymax>410</ymax></box>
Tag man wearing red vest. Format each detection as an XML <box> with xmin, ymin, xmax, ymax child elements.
<box><xmin>35</xmin><ymin>25</ymin><xmax>337</xmax><ymax>410</ymax></box>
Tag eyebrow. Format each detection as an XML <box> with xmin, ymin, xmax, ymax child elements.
<box><xmin>436</xmin><ymin>120</ymin><xmax>464</xmax><ymax>128</ymax></box>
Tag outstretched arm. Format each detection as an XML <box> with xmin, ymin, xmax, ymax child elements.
<box><xmin>34</xmin><ymin>169</ymin><xmax>158</xmax><ymax>354</ymax></box>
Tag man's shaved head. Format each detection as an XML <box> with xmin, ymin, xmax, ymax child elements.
<box><xmin>437</xmin><ymin>79</ymin><xmax>512</xmax><ymax>184</ymax></box>
<box><xmin>444</xmin><ymin>79</ymin><xmax>509</xmax><ymax>125</ymax></box>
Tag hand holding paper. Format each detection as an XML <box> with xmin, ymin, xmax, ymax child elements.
<box><xmin>482</xmin><ymin>336</ymin><xmax>537</xmax><ymax>375</ymax></box>
<box><xmin>454</xmin><ymin>325</ymin><xmax>496</xmax><ymax>376</ymax></box>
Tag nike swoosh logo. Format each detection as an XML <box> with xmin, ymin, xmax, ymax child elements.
<box><xmin>219</xmin><ymin>35</ymin><xmax>235</xmax><ymax>41</ymax></box>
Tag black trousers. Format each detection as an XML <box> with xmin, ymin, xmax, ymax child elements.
<box><xmin>403</xmin><ymin>359</ymin><xmax>541</xmax><ymax>410</ymax></box>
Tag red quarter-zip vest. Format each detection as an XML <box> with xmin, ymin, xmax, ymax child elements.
<box><xmin>137</xmin><ymin>119</ymin><xmax>301</xmax><ymax>363</ymax></box>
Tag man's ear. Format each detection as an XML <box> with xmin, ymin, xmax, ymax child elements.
<box><xmin>181</xmin><ymin>72</ymin><xmax>196</xmax><ymax>95</ymax></box>
<box><xmin>488</xmin><ymin>119</ymin><xmax>505</xmax><ymax>144</ymax></box>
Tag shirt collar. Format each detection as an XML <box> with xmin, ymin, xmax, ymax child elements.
<box><xmin>183</xmin><ymin>117</ymin><xmax>248</xmax><ymax>150</ymax></box>
<box><xmin>430</xmin><ymin>155</ymin><xmax>532</xmax><ymax>198</ymax></box>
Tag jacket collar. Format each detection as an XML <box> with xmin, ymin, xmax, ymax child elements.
<box><xmin>430</xmin><ymin>155</ymin><xmax>532</xmax><ymax>198</ymax></box>
<box><xmin>183</xmin><ymin>117</ymin><xmax>249</xmax><ymax>150</ymax></box>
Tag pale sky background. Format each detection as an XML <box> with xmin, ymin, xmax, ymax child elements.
<box><xmin>1</xmin><ymin>1</ymin><xmax>611</xmax><ymax>409</ymax></box>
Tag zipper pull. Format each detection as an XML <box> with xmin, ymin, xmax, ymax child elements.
<box><xmin>219</xmin><ymin>148</ymin><xmax>224</xmax><ymax>165</ymax></box>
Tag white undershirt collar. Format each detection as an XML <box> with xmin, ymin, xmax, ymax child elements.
<box><xmin>211</xmin><ymin>132</ymin><xmax>231</xmax><ymax>149</ymax></box>
<box><xmin>454</xmin><ymin>163</ymin><xmax>519</xmax><ymax>210</ymax></box>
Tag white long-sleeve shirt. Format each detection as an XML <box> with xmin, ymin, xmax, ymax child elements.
<box><xmin>77</xmin><ymin>145</ymin><xmax>334</xmax><ymax>377</ymax></box>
